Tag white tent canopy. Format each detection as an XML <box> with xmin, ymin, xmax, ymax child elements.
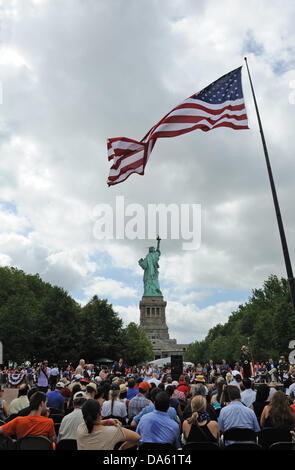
<box><xmin>148</xmin><ymin>357</ymin><xmax>194</xmax><ymax>368</ymax></box>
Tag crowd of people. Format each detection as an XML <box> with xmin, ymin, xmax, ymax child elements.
<box><xmin>0</xmin><ymin>355</ymin><xmax>295</xmax><ymax>451</ymax></box>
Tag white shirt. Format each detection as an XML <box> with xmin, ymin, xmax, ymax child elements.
<box><xmin>57</xmin><ymin>408</ymin><xmax>84</xmax><ymax>442</ymax></box>
<box><xmin>148</xmin><ymin>377</ymin><xmax>161</xmax><ymax>387</ymax></box>
<box><xmin>8</xmin><ymin>396</ymin><xmax>30</xmax><ymax>416</ymax></box>
<box><xmin>286</xmin><ymin>382</ymin><xmax>295</xmax><ymax>396</ymax></box>
<box><xmin>101</xmin><ymin>399</ymin><xmax>127</xmax><ymax>418</ymax></box>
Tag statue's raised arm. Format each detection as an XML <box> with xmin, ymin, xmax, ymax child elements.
<box><xmin>156</xmin><ymin>234</ymin><xmax>161</xmax><ymax>254</ymax></box>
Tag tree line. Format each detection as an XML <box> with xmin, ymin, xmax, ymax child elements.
<box><xmin>0</xmin><ymin>266</ymin><xmax>153</xmax><ymax>367</ymax></box>
<box><xmin>184</xmin><ymin>275</ymin><xmax>295</xmax><ymax>365</ymax></box>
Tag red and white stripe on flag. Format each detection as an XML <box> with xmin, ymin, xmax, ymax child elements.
<box><xmin>250</xmin><ymin>360</ymin><xmax>255</xmax><ymax>377</ymax></box>
<box><xmin>106</xmin><ymin>66</ymin><xmax>249</xmax><ymax>186</ymax></box>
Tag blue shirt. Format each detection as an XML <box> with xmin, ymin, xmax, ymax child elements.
<box><xmin>133</xmin><ymin>404</ymin><xmax>178</xmax><ymax>424</ymax></box>
<box><xmin>136</xmin><ymin>410</ymin><xmax>180</xmax><ymax>448</ymax></box>
<box><xmin>46</xmin><ymin>390</ymin><xmax>65</xmax><ymax>411</ymax></box>
<box><xmin>218</xmin><ymin>401</ymin><xmax>260</xmax><ymax>444</ymax></box>
<box><xmin>127</xmin><ymin>388</ymin><xmax>138</xmax><ymax>400</ymax></box>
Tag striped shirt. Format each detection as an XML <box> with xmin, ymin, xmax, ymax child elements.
<box><xmin>128</xmin><ymin>393</ymin><xmax>152</xmax><ymax>418</ymax></box>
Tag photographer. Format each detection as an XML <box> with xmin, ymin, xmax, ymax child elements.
<box><xmin>36</xmin><ymin>361</ymin><xmax>51</xmax><ymax>393</ymax></box>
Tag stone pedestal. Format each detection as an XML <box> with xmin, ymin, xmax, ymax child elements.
<box><xmin>139</xmin><ymin>296</ymin><xmax>169</xmax><ymax>341</ymax></box>
<box><xmin>139</xmin><ymin>295</ymin><xmax>188</xmax><ymax>360</ymax></box>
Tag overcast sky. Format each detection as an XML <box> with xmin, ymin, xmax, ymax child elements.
<box><xmin>1</xmin><ymin>0</ymin><xmax>295</xmax><ymax>344</ymax></box>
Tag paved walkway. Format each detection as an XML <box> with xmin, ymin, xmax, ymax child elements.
<box><xmin>2</xmin><ymin>387</ymin><xmax>19</xmax><ymax>406</ymax></box>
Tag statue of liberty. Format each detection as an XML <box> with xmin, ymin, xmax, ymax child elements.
<box><xmin>138</xmin><ymin>235</ymin><xmax>162</xmax><ymax>296</ymax></box>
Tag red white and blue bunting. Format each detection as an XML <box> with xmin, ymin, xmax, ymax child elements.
<box><xmin>7</xmin><ymin>373</ymin><xmax>25</xmax><ymax>386</ymax></box>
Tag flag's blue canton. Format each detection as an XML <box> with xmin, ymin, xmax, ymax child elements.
<box><xmin>193</xmin><ymin>67</ymin><xmax>243</xmax><ymax>104</ymax></box>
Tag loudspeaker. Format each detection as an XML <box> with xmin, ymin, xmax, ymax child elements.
<box><xmin>171</xmin><ymin>355</ymin><xmax>183</xmax><ymax>381</ymax></box>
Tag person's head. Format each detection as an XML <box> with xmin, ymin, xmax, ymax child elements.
<box><xmin>158</xmin><ymin>382</ymin><xmax>165</xmax><ymax>391</ymax></box>
<box><xmin>138</xmin><ymin>382</ymin><xmax>152</xmax><ymax>396</ymax></box>
<box><xmin>73</xmin><ymin>391</ymin><xmax>87</xmax><ymax>408</ymax></box>
<box><xmin>109</xmin><ymin>387</ymin><xmax>120</xmax><ymax>412</ymax></box>
<box><xmin>128</xmin><ymin>379</ymin><xmax>135</xmax><ymax>389</ymax></box>
<box><xmin>150</xmin><ymin>387</ymin><xmax>161</xmax><ymax>403</ymax></box>
<box><xmin>179</xmin><ymin>375</ymin><xmax>185</xmax><ymax>383</ymax></box>
<box><xmin>27</xmin><ymin>386</ymin><xmax>38</xmax><ymax>400</ymax></box>
<box><xmin>79</xmin><ymin>359</ymin><xmax>85</xmax><ymax>367</ymax></box>
<box><xmin>72</xmin><ymin>383</ymin><xmax>82</xmax><ymax>396</ymax></box>
<box><xmin>226</xmin><ymin>372</ymin><xmax>233</xmax><ymax>384</ymax></box>
<box><xmin>188</xmin><ymin>395</ymin><xmax>207</xmax><ymax>426</ymax></box>
<box><xmin>242</xmin><ymin>379</ymin><xmax>252</xmax><ymax>390</ymax></box>
<box><xmin>18</xmin><ymin>384</ymin><xmax>30</xmax><ymax>397</ymax></box>
<box><xmin>119</xmin><ymin>384</ymin><xmax>128</xmax><ymax>399</ymax></box>
<box><xmin>269</xmin><ymin>390</ymin><xmax>295</xmax><ymax>427</ymax></box>
<box><xmin>191</xmin><ymin>383</ymin><xmax>207</xmax><ymax>397</ymax></box>
<box><xmin>29</xmin><ymin>391</ymin><xmax>47</xmax><ymax>414</ymax></box>
<box><xmin>225</xmin><ymin>385</ymin><xmax>241</xmax><ymax>402</ymax></box>
<box><xmin>165</xmin><ymin>385</ymin><xmax>175</xmax><ymax>397</ymax></box>
<box><xmin>256</xmin><ymin>383</ymin><xmax>270</xmax><ymax>403</ymax></box>
<box><xmin>154</xmin><ymin>391</ymin><xmax>170</xmax><ymax>412</ymax></box>
<box><xmin>56</xmin><ymin>382</ymin><xmax>65</xmax><ymax>392</ymax></box>
<box><xmin>82</xmin><ymin>399</ymin><xmax>101</xmax><ymax>433</ymax></box>
<box><xmin>95</xmin><ymin>385</ymin><xmax>105</xmax><ymax>399</ymax></box>
<box><xmin>86</xmin><ymin>384</ymin><xmax>97</xmax><ymax>396</ymax></box>
<box><xmin>215</xmin><ymin>377</ymin><xmax>226</xmax><ymax>400</ymax></box>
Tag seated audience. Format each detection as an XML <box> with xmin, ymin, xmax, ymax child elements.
<box><xmin>260</xmin><ymin>390</ymin><xmax>295</xmax><ymax>431</ymax></box>
<box><xmin>182</xmin><ymin>383</ymin><xmax>217</xmax><ymax>421</ymax></box>
<box><xmin>86</xmin><ymin>383</ymin><xmax>97</xmax><ymax>400</ymax></box>
<box><xmin>77</xmin><ymin>399</ymin><xmax>140</xmax><ymax>450</ymax></box>
<box><xmin>46</xmin><ymin>382</ymin><xmax>65</xmax><ymax>413</ymax></box>
<box><xmin>241</xmin><ymin>379</ymin><xmax>256</xmax><ymax>408</ymax></box>
<box><xmin>101</xmin><ymin>385</ymin><xmax>127</xmax><ymax>422</ymax></box>
<box><xmin>0</xmin><ymin>391</ymin><xmax>55</xmax><ymax>442</ymax></box>
<box><xmin>131</xmin><ymin>387</ymin><xmax>179</xmax><ymax>428</ymax></box>
<box><xmin>128</xmin><ymin>382</ymin><xmax>152</xmax><ymax>419</ymax></box>
<box><xmin>251</xmin><ymin>383</ymin><xmax>270</xmax><ymax>422</ymax></box>
<box><xmin>210</xmin><ymin>377</ymin><xmax>226</xmax><ymax>416</ymax></box>
<box><xmin>127</xmin><ymin>379</ymin><xmax>138</xmax><ymax>400</ymax></box>
<box><xmin>57</xmin><ymin>391</ymin><xmax>87</xmax><ymax>442</ymax></box>
<box><xmin>8</xmin><ymin>384</ymin><xmax>30</xmax><ymax>417</ymax></box>
<box><xmin>218</xmin><ymin>385</ymin><xmax>260</xmax><ymax>445</ymax></box>
<box><xmin>0</xmin><ymin>386</ymin><xmax>8</xmax><ymax>421</ymax></box>
<box><xmin>182</xmin><ymin>395</ymin><xmax>219</xmax><ymax>443</ymax></box>
<box><xmin>136</xmin><ymin>391</ymin><xmax>180</xmax><ymax>448</ymax></box>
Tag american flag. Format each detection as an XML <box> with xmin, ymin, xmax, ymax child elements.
<box><xmin>107</xmin><ymin>66</ymin><xmax>248</xmax><ymax>186</ymax></box>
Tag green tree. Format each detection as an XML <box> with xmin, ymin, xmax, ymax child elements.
<box><xmin>34</xmin><ymin>286</ymin><xmax>82</xmax><ymax>365</ymax></box>
<box><xmin>185</xmin><ymin>275</ymin><xmax>295</xmax><ymax>364</ymax></box>
<box><xmin>121</xmin><ymin>322</ymin><xmax>154</xmax><ymax>365</ymax></box>
<box><xmin>79</xmin><ymin>296</ymin><xmax>124</xmax><ymax>362</ymax></box>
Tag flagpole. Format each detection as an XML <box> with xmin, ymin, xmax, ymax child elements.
<box><xmin>244</xmin><ymin>57</ymin><xmax>295</xmax><ymax>315</ymax></box>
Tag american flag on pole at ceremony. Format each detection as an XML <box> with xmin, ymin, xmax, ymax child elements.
<box><xmin>107</xmin><ymin>66</ymin><xmax>248</xmax><ymax>186</ymax></box>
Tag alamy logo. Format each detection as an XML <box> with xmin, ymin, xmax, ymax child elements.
<box><xmin>93</xmin><ymin>196</ymin><xmax>201</xmax><ymax>251</ymax></box>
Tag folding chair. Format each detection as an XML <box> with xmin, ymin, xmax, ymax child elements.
<box><xmin>17</xmin><ymin>435</ymin><xmax>53</xmax><ymax>450</ymax></box>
